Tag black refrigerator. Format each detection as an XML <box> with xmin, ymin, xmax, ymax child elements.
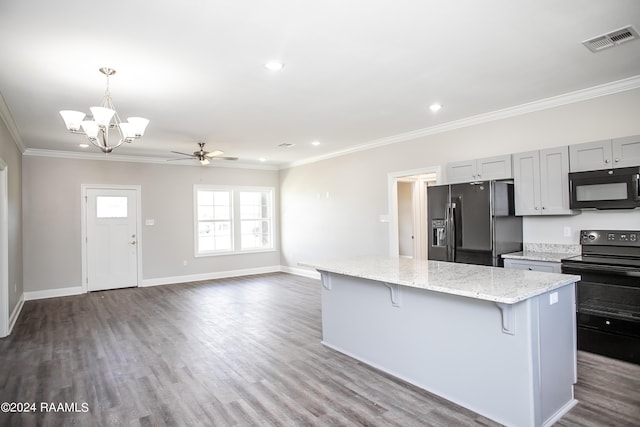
<box><xmin>427</xmin><ymin>181</ymin><xmax>523</xmax><ymax>267</ymax></box>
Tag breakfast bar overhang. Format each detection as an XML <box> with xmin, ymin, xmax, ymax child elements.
<box><xmin>301</xmin><ymin>257</ymin><xmax>581</xmax><ymax>427</ymax></box>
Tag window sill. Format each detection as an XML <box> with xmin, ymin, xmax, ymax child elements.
<box><xmin>195</xmin><ymin>248</ymin><xmax>277</xmax><ymax>258</ymax></box>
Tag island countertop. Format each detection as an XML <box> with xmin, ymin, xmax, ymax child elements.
<box><xmin>300</xmin><ymin>256</ymin><xmax>580</xmax><ymax>304</ymax></box>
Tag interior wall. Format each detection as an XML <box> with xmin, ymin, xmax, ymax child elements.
<box><xmin>0</xmin><ymin>115</ymin><xmax>23</xmax><ymax>319</ymax></box>
<box><xmin>22</xmin><ymin>156</ymin><xmax>280</xmax><ymax>293</ymax></box>
<box><xmin>280</xmin><ymin>88</ymin><xmax>640</xmax><ymax>271</ymax></box>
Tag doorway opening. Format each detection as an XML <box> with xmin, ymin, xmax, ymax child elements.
<box><xmin>388</xmin><ymin>167</ymin><xmax>440</xmax><ymax>259</ymax></box>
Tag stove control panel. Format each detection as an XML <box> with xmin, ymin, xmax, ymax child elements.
<box><xmin>581</xmin><ymin>230</ymin><xmax>640</xmax><ymax>246</ymax></box>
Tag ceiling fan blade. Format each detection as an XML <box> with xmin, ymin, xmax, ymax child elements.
<box><xmin>170</xmin><ymin>151</ymin><xmax>196</xmax><ymax>157</ymax></box>
<box><xmin>205</xmin><ymin>150</ymin><xmax>224</xmax><ymax>158</ymax></box>
<box><xmin>166</xmin><ymin>157</ymin><xmax>194</xmax><ymax>161</ymax></box>
<box><xmin>211</xmin><ymin>156</ymin><xmax>239</xmax><ymax>161</ymax></box>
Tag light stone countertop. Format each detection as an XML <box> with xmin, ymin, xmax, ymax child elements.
<box><xmin>501</xmin><ymin>243</ymin><xmax>581</xmax><ymax>263</ymax></box>
<box><xmin>300</xmin><ymin>256</ymin><xmax>580</xmax><ymax>305</ymax></box>
<box><xmin>501</xmin><ymin>251</ymin><xmax>574</xmax><ymax>263</ymax></box>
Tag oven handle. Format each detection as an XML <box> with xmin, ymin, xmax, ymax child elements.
<box><xmin>562</xmin><ymin>261</ymin><xmax>640</xmax><ymax>277</ymax></box>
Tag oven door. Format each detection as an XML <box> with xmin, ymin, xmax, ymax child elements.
<box><xmin>568</xmin><ymin>167</ymin><xmax>640</xmax><ymax>210</ymax></box>
<box><xmin>562</xmin><ymin>260</ymin><xmax>640</xmax><ymax>363</ymax></box>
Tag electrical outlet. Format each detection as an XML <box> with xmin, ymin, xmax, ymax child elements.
<box><xmin>563</xmin><ymin>226</ymin><xmax>571</xmax><ymax>237</ymax></box>
<box><xmin>183</xmin><ymin>260</ymin><xmax>188</xmax><ymax>266</ymax></box>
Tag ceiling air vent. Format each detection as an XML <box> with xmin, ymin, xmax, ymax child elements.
<box><xmin>582</xmin><ymin>25</ymin><xmax>639</xmax><ymax>53</ymax></box>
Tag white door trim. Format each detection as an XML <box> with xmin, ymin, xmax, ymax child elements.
<box><xmin>0</xmin><ymin>158</ymin><xmax>9</xmax><ymax>337</ymax></box>
<box><xmin>387</xmin><ymin>166</ymin><xmax>441</xmax><ymax>258</ymax></box>
<box><xmin>81</xmin><ymin>184</ymin><xmax>142</xmax><ymax>293</ymax></box>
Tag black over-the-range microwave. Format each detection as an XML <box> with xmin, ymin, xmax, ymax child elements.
<box><xmin>569</xmin><ymin>166</ymin><xmax>640</xmax><ymax>209</ymax></box>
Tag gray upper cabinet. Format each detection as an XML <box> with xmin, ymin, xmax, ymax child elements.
<box><xmin>446</xmin><ymin>154</ymin><xmax>512</xmax><ymax>184</ymax></box>
<box><xmin>513</xmin><ymin>146</ymin><xmax>575</xmax><ymax>216</ymax></box>
<box><xmin>569</xmin><ymin>135</ymin><xmax>640</xmax><ymax>172</ymax></box>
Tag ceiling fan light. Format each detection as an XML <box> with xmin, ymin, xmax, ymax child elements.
<box><xmin>80</xmin><ymin>120</ymin><xmax>100</xmax><ymax>139</ymax></box>
<box><xmin>59</xmin><ymin>110</ymin><xmax>86</xmax><ymax>131</ymax></box>
<box><xmin>90</xmin><ymin>106</ymin><xmax>115</xmax><ymax>127</ymax></box>
<box><xmin>200</xmin><ymin>158</ymin><xmax>210</xmax><ymax>165</ymax></box>
<box><xmin>127</xmin><ymin>117</ymin><xmax>149</xmax><ymax>137</ymax></box>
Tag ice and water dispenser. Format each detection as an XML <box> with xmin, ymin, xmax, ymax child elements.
<box><xmin>431</xmin><ymin>219</ymin><xmax>446</xmax><ymax>247</ymax></box>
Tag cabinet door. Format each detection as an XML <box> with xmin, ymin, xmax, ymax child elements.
<box><xmin>446</xmin><ymin>160</ymin><xmax>477</xmax><ymax>184</ymax></box>
<box><xmin>569</xmin><ymin>139</ymin><xmax>612</xmax><ymax>172</ymax></box>
<box><xmin>477</xmin><ymin>154</ymin><xmax>513</xmax><ymax>181</ymax></box>
<box><xmin>612</xmin><ymin>135</ymin><xmax>640</xmax><ymax>168</ymax></box>
<box><xmin>539</xmin><ymin>146</ymin><xmax>574</xmax><ymax>215</ymax></box>
<box><xmin>513</xmin><ymin>151</ymin><xmax>541</xmax><ymax>215</ymax></box>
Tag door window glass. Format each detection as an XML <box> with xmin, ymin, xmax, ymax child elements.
<box><xmin>96</xmin><ymin>196</ymin><xmax>128</xmax><ymax>218</ymax></box>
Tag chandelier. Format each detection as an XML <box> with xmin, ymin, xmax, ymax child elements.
<box><xmin>59</xmin><ymin>67</ymin><xmax>149</xmax><ymax>154</ymax></box>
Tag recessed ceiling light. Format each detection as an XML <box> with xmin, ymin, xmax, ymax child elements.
<box><xmin>259</xmin><ymin>157</ymin><xmax>267</xmax><ymax>162</ymax></box>
<box><xmin>311</xmin><ymin>140</ymin><xmax>321</xmax><ymax>146</ymax></box>
<box><xmin>264</xmin><ymin>61</ymin><xmax>284</xmax><ymax>71</ymax></box>
<box><xmin>429</xmin><ymin>103</ymin><xmax>442</xmax><ymax>112</ymax></box>
<box><xmin>79</xmin><ymin>143</ymin><xmax>89</xmax><ymax>148</ymax></box>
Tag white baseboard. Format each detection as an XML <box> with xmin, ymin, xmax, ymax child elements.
<box><xmin>8</xmin><ymin>293</ymin><xmax>24</xmax><ymax>334</ymax></box>
<box><xmin>140</xmin><ymin>265</ymin><xmax>283</xmax><ymax>287</ymax></box>
<box><xmin>280</xmin><ymin>265</ymin><xmax>321</xmax><ymax>280</ymax></box>
<box><xmin>21</xmin><ymin>265</ymin><xmax>318</xmax><ymax>302</ymax></box>
<box><xmin>24</xmin><ymin>286</ymin><xmax>84</xmax><ymax>301</ymax></box>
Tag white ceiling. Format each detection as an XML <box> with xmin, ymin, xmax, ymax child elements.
<box><xmin>1</xmin><ymin>0</ymin><xmax>639</xmax><ymax>168</ymax></box>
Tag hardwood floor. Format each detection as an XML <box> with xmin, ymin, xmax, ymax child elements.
<box><xmin>1</xmin><ymin>273</ymin><xmax>638</xmax><ymax>426</ymax></box>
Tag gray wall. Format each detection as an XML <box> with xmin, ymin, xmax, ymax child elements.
<box><xmin>0</xmin><ymin>116</ymin><xmax>23</xmax><ymax>318</ymax></box>
<box><xmin>22</xmin><ymin>156</ymin><xmax>280</xmax><ymax>293</ymax></box>
<box><xmin>15</xmin><ymin>87</ymin><xmax>640</xmax><ymax>293</ymax></box>
<box><xmin>280</xmin><ymin>88</ymin><xmax>640</xmax><ymax>271</ymax></box>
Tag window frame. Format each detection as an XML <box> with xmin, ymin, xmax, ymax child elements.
<box><xmin>194</xmin><ymin>185</ymin><xmax>275</xmax><ymax>257</ymax></box>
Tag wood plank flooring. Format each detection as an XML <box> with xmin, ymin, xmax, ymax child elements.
<box><xmin>1</xmin><ymin>273</ymin><xmax>638</xmax><ymax>426</ymax></box>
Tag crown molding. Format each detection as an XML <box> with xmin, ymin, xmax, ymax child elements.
<box><xmin>0</xmin><ymin>91</ymin><xmax>27</xmax><ymax>153</ymax></box>
<box><xmin>284</xmin><ymin>75</ymin><xmax>640</xmax><ymax>169</ymax></box>
<box><xmin>22</xmin><ymin>148</ymin><xmax>279</xmax><ymax>170</ymax></box>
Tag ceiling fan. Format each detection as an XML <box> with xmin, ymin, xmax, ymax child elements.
<box><xmin>168</xmin><ymin>142</ymin><xmax>238</xmax><ymax>165</ymax></box>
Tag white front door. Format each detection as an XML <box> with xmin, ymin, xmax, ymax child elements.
<box><xmin>85</xmin><ymin>187</ymin><xmax>140</xmax><ymax>292</ymax></box>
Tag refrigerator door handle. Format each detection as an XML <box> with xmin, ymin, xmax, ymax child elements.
<box><xmin>448</xmin><ymin>202</ymin><xmax>457</xmax><ymax>262</ymax></box>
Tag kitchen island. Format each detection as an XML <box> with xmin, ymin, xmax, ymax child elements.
<box><xmin>300</xmin><ymin>256</ymin><xmax>581</xmax><ymax>427</ymax></box>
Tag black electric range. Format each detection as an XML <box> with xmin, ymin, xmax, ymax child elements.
<box><xmin>561</xmin><ymin>230</ymin><xmax>640</xmax><ymax>365</ymax></box>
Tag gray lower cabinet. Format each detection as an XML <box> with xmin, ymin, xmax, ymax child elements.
<box><xmin>447</xmin><ymin>154</ymin><xmax>512</xmax><ymax>183</ymax></box>
<box><xmin>569</xmin><ymin>135</ymin><xmax>640</xmax><ymax>172</ymax></box>
<box><xmin>513</xmin><ymin>146</ymin><xmax>575</xmax><ymax>215</ymax></box>
<box><xmin>504</xmin><ymin>258</ymin><xmax>562</xmax><ymax>273</ymax></box>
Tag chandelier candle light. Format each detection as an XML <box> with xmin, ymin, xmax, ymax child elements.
<box><xmin>60</xmin><ymin>67</ymin><xmax>149</xmax><ymax>154</ymax></box>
